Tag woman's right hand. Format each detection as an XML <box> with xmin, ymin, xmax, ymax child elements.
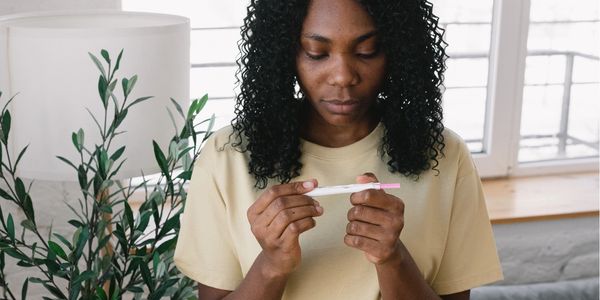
<box><xmin>246</xmin><ymin>179</ymin><xmax>323</xmax><ymax>278</ymax></box>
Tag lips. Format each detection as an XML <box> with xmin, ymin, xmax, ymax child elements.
<box><xmin>321</xmin><ymin>99</ymin><xmax>360</xmax><ymax>114</ymax></box>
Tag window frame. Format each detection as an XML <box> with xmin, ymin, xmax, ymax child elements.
<box><xmin>122</xmin><ymin>0</ymin><xmax>600</xmax><ymax>178</ymax></box>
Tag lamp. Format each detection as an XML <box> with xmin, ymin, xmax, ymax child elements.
<box><xmin>0</xmin><ymin>10</ymin><xmax>190</xmax><ymax>181</ymax></box>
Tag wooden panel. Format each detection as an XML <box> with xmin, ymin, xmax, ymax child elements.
<box><xmin>482</xmin><ymin>172</ymin><xmax>599</xmax><ymax>224</ymax></box>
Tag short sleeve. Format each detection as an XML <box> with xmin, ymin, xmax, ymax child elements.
<box><xmin>174</xmin><ymin>142</ymin><xmax>243</xmax><ymax>291</ymax></box>
<box><xmin>431</xmin><ymin>152</ymin><xmax>504</xmax><ymax>295</ymax></box>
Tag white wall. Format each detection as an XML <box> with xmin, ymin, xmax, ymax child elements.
<box><xmin>0</xmin><ymin>0</ymin><xmax>120</xmax><ymax>15</ymax></box>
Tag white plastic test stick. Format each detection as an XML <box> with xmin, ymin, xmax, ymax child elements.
<box><xmin>304</xmin><ymin>182</ymin><xmax>401</xmax><ymax>197</ymax></box>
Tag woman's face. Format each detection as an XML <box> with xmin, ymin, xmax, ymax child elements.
<box><xmin>296</xmin><ymin>0</ymin><xmax>386</xmax><ymax>128</ymax></box>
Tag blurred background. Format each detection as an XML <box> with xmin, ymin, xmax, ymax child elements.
<box><xmin>120</xmin><ymin>0</ymin><xmax>600</xmax><ymax>178</ymax></box>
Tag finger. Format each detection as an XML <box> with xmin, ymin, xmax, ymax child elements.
<box><xmin>346</xmin><ymin>220</ymin><xmax>402</xmax><ymax>244</ymax></box>
<box><xmin>356</xmin><ymin>172</ymin><xmax>379</xmax><ymax>184</ymax></box>
<box><xmin>350</xmin><ymin>189</ymin><xmax>403</xmax><ymax>212</ymax></box>
<box><xmin>344</xmin><ymin>233</ymin><xmax>379</xmax><ymax>253</ymax></box>
<box><xmin>250</xmin><ymin>179</ymin><xmax>318</xmax><ymax>216</ymax></box>
<box><xmin>347</xmin><ymin>204</ymin><xmax>394</xmax><ymax>226</ymax></box>
<box><xmin>256</xmin><ymin>196</ymin><xmax>320</xmax><ymax>227</ymax></box>
<box><xmin>280</xmin><ymin>217</ymin><xmax>317</xmax><ymax>244</ymax></box>
<box><xmin>269</xmin><ymin>205</ymin><xmax>323</xmax><ymax>238</ymax></box>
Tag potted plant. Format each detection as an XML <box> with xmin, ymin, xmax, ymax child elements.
<box><xmin>0</xmin><ymin>50</ymin><xmax>211</xmax><ymax>299</ymax></box>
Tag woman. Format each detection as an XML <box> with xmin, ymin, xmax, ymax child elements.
<box><xmin>175</xmin><ymin>0</ymin><xmax>503</xmax><ymax>299</ymax></box>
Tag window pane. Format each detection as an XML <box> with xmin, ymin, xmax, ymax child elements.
<box><xmin>519</xmin><ymin>1</ymin><xmax>599</xmax><ymax>162</ymax></box>
<box><xmin>197</xmin><ymin>98</ymin><xmax>236</xmax><ymax>131</ymax></box>
<box><xmin>191</xmin><ymin>28</ymin><xmax>240</xmax><ymax>64</ymax></box>
<box><xmin>433</xmin><ymin>0</ymin><xmax>494</xmax><ymax>153</ymax></box>
<box><xmin>190</xmin><ymin>66</ymin><xmax>237</xmax><ymax>100</ymax></box>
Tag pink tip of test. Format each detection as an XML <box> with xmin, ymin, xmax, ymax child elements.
<box><xmin>379</xmin><ymin>183</ymin><xmax>401</xmax><ymax>189</ymax></box>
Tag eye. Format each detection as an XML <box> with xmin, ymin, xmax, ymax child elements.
<box><xmin>305</xmin><ymin>52</ymin><xmax>328</xmax><ymax>60</ymax></box>
<box><xmin>356</xmin><ymin>51</ymin><xmax>379</xmax><ymax>59</ymax></box>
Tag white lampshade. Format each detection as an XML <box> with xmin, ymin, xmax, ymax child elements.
<box><xmin>0</xmin><ymin>10</ymin><xmax>190</xmax><ymax>181</ymax></box>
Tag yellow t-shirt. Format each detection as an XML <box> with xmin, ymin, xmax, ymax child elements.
<box><xmin>174</xmin><ymin>123</ymin><xmax>503</xmax><ymax>299</ymax></box>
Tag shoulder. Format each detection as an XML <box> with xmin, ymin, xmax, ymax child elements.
<box><xmin>438</xmin><ymin>127</ymin><xmax>476</xmax><ymax>178</ymax></box>
<box><xmin>195</xmin><ymin>125</ymin><xmax>249</xmax><ymax>170</ymax></box>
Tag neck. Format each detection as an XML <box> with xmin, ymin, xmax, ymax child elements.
<box><xmin>301</xmin><ymin>108</ymin><xmax>380</xmax><ymax>148</ymax></box>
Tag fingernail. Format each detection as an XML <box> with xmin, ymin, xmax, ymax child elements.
<box><xmin>315</xmin><ymin>206</ymin><xmax>324</xmax><ymax>214</ymax></box>
<box><xmin>303</xmin><ymin>181</ymin><xmax>314</xmax><ymax>189</ymax></box>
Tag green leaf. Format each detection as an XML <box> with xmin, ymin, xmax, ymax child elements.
<box><xmin>22</xmin><ymin>195</ymin><xmax>34</xmax><ymax>222</ymax></box>
<box><xmin>155</xmin><ymin>238</ymin><xmax>176</xmax><ymax>254</ymax></box>
<box><xmin>72</xmin><ymin>132</ymin><xmax>80</xmax><ymax>152</ymax></box>
<box><xmin>77</xmin><ymin>128</ymin><xmax>84</xmax><ymax>149</ymax></box>
<box><xmin>126</xmin><ymin>75</ymin><xmax>138</xmax><ymax>96</ymax></box>
<box><xmin>169</xmin><ymin>140</ymin><xmax>178</xmax><ymax>160</ymax></box>
<box><xmin>77</xmin><ymin>165</ymin><xmax>88</xmax><ymax>190</ymax></box>
<box><xmin>158</xmin><ymin>213</ymin><xmax>180</xmax><ymax>239</ymax></box>
<box><xmin>140</xmin><ymin>262</ymin><xmax>153</xmax><ymax>292</ymax></box>
<box><xmin>74</xmin><ymin>226</ymin><xmax>89</xmax><ymax>260</ymax></box>
<box><xmin>15</xmin><ymin>177</ymin><xmax>26</xmax><ymax>202</ymax></box>
<box><xmin>98</xmin><ymin>76</ymin><xmax>109</xmax><ymax>108</ymax></box>
<box><xmin>101</xmin><ymin>49</ymin><xmax>110</xmax><ymax>64</ymax></box>
<box><xmin>53</xmin><ymin>233</ymin><xmax>73</xmax><ymax>250</ymax></box>
<box><xmin>126</xmin><ymin>96</ymin><xmax>153</xmax><ymax>110</ymax></box>
<box><xmin>176</xmin><ymin>171</ymin><xmax>192</xmax><ymax>180</ymax></box>
<box><xmin>89</xmin><ymin>52</ymin><xmax>107</xmax><ymax>78</ymax></box>
<box><xmin>96</xmin><ymin>286</ymin><xmax>108</xmax><ymax>300</ymax></box>
<box><xmin>114</xmin><ymin>49</ymin><xmax>124</xmax><ymax>73</ymax></box>
<box><xmin>1</xmin><ymin>110</ymin><xmax>11</xmax><ymax>144</ymax></box>
<box><xmin>113</xmin><ymin>108</ymin><xmax>128</xmax><ymax>129</ymax></box>
<box><xmin>110</xmin><ymin>146</ymin><xmax>126</xmax><ymax>162</ymax></box>
<box><xmin>170</xmin><ymin>97</ymin><xmax>185</xmax><ymax>119</ymax></box>
<box><xmin>4</xmin><ymin>248</ymin><xmax>28</xmax><ymax>261</ymax></box>
<box><xmin>48</xmin><ymin>241</ymin><xmax>68</xmax><ymax>261</ymax></box>
<box><xmin>108</xmin><ymin>78</ymin><xmax>118</xmax><ymax>94</ymax></box>
<box><xmin>0</xmin><ymin>187</ymin><xmax>14</xmax><ymax>200</ymax></box>
<box><xmin>72</xmin><ymin>270</ymin><xmax>95</xmax><ymax>287</ymax></box>
<box><xmin>152</xmin><ymin>141</ymin><xmax>169</xmax><ymax>176</ymax></box>
<box><xmin>29</xmin><ymin>277</ymin><xmax>46</xmax><ymax>284</ymax></box>
<box><xmin>124</xmin><ymin>201</ymin><xmax>134</xmax><ymax>231</ymax></box>
<box><xmin>68</xmin><ymin>219</ymin><xmax>83</xmax><ymax>228</ymax></box>
<box><xmin>21</xmin><ymin>219</ymin><xmax>36</xmax><ymax>232</ymax></box>
<box><xmin>56</xmin><ymin>155</ymin><xmax>78</xmax><ymax>171</ymax></box>
<box><xmin>153</xmin><ymin>252</ymin><xmax>165</xmax><ymax>279</ymax></box>
<box><xmin>136</xmin><ymin>211</ymin><xmax>151</xmax><ymax>233</ymax></box>
<box><xmin>121</xmin><ymin>77</ymin><xmax>129</xmax><ymax>98</ymax></box>
<box><xmin>14</xmin><ymin>144</ymin><xmax>29</xmax><ymax>170</ymax></box>
<box><xmin>7</xmin><ymin>213</ymin><xmax>14</xmax><ymax>241</ymax></box>
<box><xmin>188</xmin><ymin>94</ymin><xmax>208</xmax><ymax>119</ymax></box>
<box><xmin>43</xmin><ymin>282</ymin><xmax>67</xmax><ymax>299</ymax></box>
<box><xmin>21</xmin><ymin>277</ymin><xmax>29</xmax><ymax>300</ymax></box>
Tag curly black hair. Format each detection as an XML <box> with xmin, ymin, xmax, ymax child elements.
<box><xmin>231</xmin><ymin>0</ymin><xmax>448</xmax><ymax>189</ymax></box>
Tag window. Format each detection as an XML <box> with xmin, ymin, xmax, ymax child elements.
<box><xmin>519</xmin><ymin>0</ymin><xmax>599</xmax><ymax>165</ymax></box>
<box><xmin>122</xmin><ymin>0</ymin><xmax>599</xmax><ymax>178</ymax></box>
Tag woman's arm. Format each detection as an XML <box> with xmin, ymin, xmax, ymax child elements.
<box><xmin>374</xmin><ymin>241</ymin><xmax>469</xmax><ymax>299</ymax></box>
<box><xmin>197</xmin><ymin>252</ymin><xmax>289</xmax><ymax>300</ymax></box>
<box><xmin>198</xmin><ymin>180</ymin><xmax>323</xmax><ymax>300</ymax></box>
<box><xmin>347</xmin><ymin>173</ymin><xmax>470</xmax><ymax>299</ymax></box>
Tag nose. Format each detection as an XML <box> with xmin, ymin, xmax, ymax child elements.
<box><xmin>327</xmin><ymin>56</ymin><xmax>360</xmax><ymax>87</ymax></box>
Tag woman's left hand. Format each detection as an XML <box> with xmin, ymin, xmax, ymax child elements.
<box><xmin>345</xmin><ymin>173</ymin><xmax>405</xmax><ymax>265</ymax></box>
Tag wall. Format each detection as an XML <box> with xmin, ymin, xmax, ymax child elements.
<box><xmin>0</xmin><ymin>0</ymin><xmax>120</xmax><ymax>15</ymax></box>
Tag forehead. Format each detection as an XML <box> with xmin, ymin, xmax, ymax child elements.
<box><xmin>301</xmin><ymin>0</ymin><xmax>376</xmax><ymax>37</ymax></box>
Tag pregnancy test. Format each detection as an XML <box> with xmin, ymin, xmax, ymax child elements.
<box><xmin>304</xmin><ymin>182</ymin><xmax>401</xmax><ymax>197</ymax></box>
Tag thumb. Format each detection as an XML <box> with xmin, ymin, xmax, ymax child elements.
<box><xmin>356</xmin><ymin>172</ymin><xmax>378</xmax><ymax>184</ymax></box>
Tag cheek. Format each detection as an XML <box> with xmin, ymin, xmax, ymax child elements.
<box><xmin>296</xmin><ymin>59</ymin><xmax>322</xmax><ymax>94</ymax></box>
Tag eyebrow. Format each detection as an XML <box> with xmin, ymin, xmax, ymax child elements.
<box><xmin>301</xmin><ymin>30</ymin><xmax>378</xmax><ymax>44</ymax></box>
